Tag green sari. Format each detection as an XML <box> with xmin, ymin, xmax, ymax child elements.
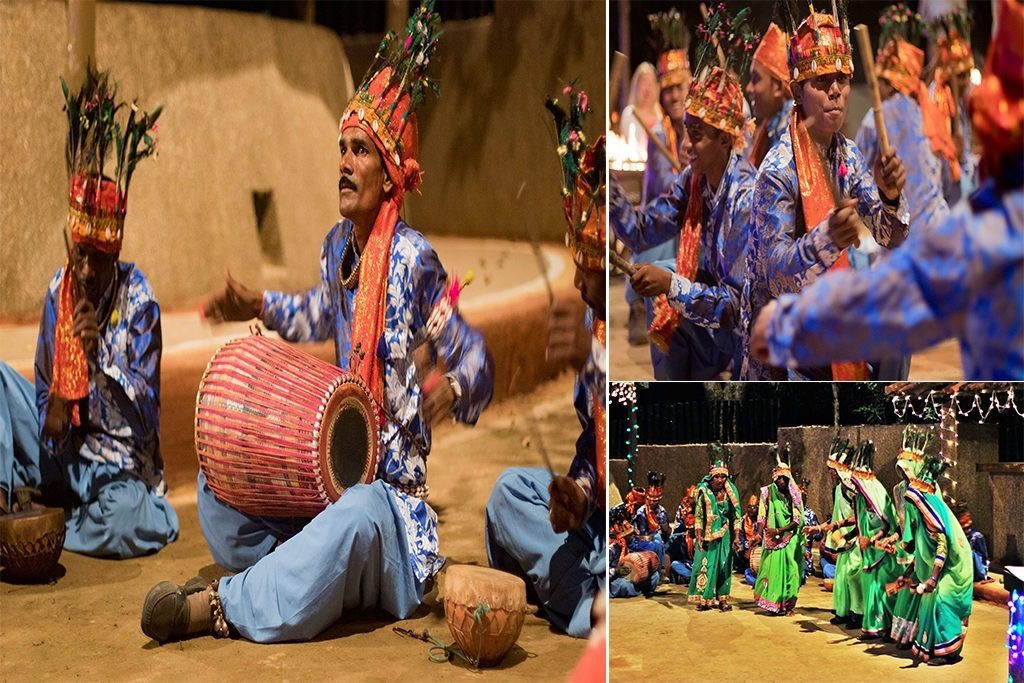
<box><xmin>890</xmin><ymin>478</ymin><xmax>920</xmax><ymax>644</ymax></box>
<box><xmin>688</xmin><ymin>477</ymin><xmax>741</xmax><ymax>607</ymax></box>
<box><xmin>826</xmin><ymin>483</ymin><xmax>862</xmax><ymax>619</ymax></box>
<box><xmin>853</xmin><ymin>473</ymin><xmax>903</xmax><ymax>636</ymax></box>
<box><xmin>903</xmin><ymin>484</ymin><xmax>973</xmax><ymax>661</ymax></box>
<box><xmin>753</xmin><ymin>481</ymin><xmax>803</xmax><ymax>614</ymax></box>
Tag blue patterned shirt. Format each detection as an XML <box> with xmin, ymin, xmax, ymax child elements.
<box><xmin>35</xmin><ymin>262</ymin><xmax>166</xmax><ymax>493</ymax></box>
<box><xmin>260</xmin><ymin>219</ymin><xmax>495</xmax><ymax>580</ymax></box>
<box><xmin>567</xmin><ymin>309</ymin><xmax>605</xmax><ymax>511</ymax></box>
<box><xmin>633</xmin><ymin>503</ymin><xmax>669</xmax><ymax>537</ymax></box>
<box><xmin>642</xmin><ymin>119</ymin><xmax>685</xmax><ymax>204</ymax></box>
<box><xmin>856</xmin><ymin>92</ymin><xmax>950</xmax><ymax>234</ymax></box>
<box><xmin>764</xmin><ymin>174</ymin><xmax>1023</xmax><ymax>379</ymax></box>
<box><xmin>741</xmin><ymin>128</ymin><xmax>910</xmax><ymax>379</ymax></box>
<box><xmin>612</xmin><ymin>151</ymin><xmax>756</xmax><ymax>334</ymax></box>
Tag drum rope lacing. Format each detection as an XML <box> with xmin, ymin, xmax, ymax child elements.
<box><xmin>392</xmin><ymin>601</ymin><xmax>493</xmax><ymax>669</ymax></box>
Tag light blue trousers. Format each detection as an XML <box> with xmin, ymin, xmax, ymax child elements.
<box><xmin>484</xmin><ymin>467</ymin><xmax>606</xmax><ymax>638</ymax></box>
<box><xmin>0</xmin><ymin>363</ymin><xmax>178</xmax><ymax>558</ymax></box>
<box><xmin>197</xmin><ymin>472</ymin><xmax>422</xmax><ymax>643</ymax></box>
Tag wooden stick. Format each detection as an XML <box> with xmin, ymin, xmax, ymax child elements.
<box><xmin>699</xmin><ymin>4</ymin><xmax>727</xmax><ymax>69</ymax></box>
<box><xmin>634</xmin><ymin>115</ymin><xmax>681</xmax><ymax>173</ymax></box>
<box><xmin>609</xmin><ymin>249</ymin><xmax>638</xmax><ymax>276</ymax></box>
<box><xmin>610</xmin><ymin>51</ymin><xmax>629</xmax><ymax>127</ymax></box>
<box><xmin>853</xmin><ymin>24</ymin><xmax>891</xmax><ymax>154</ymax></box>
<box><xmin>948</xmin><ymin>72</ymin><xmax>963</xmax><ymax>148</ymax></box>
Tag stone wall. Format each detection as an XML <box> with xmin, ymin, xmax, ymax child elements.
<box><xmin>0</xmin><ymin>0</ymin><xmax>604</xmax><ymax>320</ymax></box>
<box><xmin>611</xmin><ymin>423</ymin><xmax>1001</xmax><ymax>546</ymax></box>
<box><xmin>983</xmin><ymin>465</ymin><xmax>1024</xmax><ymax>566</ymax></box>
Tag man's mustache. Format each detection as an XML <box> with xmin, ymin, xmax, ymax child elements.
<box><xmin>339</xmin><ymin>177</ymin><xmax>357</xmax><ymax>192</ymax></box>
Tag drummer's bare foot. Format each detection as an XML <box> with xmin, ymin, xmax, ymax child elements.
<box><xmin>141</xmin><ymin>577</ymin><xmax>223</xmax><ymax>643</ymax></box>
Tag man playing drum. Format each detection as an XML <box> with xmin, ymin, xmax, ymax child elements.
<box><xmin>141</xmin><ymin>1</ymin><xmax>495</xmax><ymax>643</ymax></box>
<box><xmin>484</xmin><ymin>85</ymin><xmax>607</xmax><ymax>639</ymax></box>
<box><xmin>0</xmin><ymin>65</ymin><xmax>178</xmax><ymax>559</ymax></box>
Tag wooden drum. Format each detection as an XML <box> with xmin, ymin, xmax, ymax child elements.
<box><xmin>620</xmin><ymin>550</ymin><xmax>660</xmax><ymax>584</ymax></box>
<box><xmin>195</xmin><ymin>334</ymin><xmax>381</xmax><ymax>517</ymax></box>
<box><xmin>443</xmin><ymin>565</ymin><xmax>527</xmax><ymax>667</ymax></box>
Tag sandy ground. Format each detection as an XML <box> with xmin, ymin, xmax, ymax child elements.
<box><xmin>607</xmin><ymin>276</ymin><xmax>964</xmax><ymax>381</ymax></box>
<box><xmin>610</xmin><ymin>573</ymin><xmax>1008</xmax><ymax>682</ymax></box>
<box><xmin>0</xmin><ymin>374</ymin><xmax>591</xmax><ymax>681</ymax></box>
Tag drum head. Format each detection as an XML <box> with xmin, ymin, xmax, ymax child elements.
<box><xmin>320</xmin><ymin>381</ymin><xmax>380</xmax><ymax>500</ymax></box>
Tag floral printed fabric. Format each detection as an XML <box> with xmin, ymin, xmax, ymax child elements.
<box><xmin>260</xmin><ymin>219</ymin><xmax>494</xmax><ymax>581</ymax></box>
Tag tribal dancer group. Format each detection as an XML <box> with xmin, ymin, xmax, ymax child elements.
<box><xmin>0</xmin><ymin>0</ymin><xmax>607</xmax><ymax>658</ymax></box>
<box><xmin>610</xmin><ymin>428</ymin><xmax>975</xmax><ymax>665</ymax></box>
<box><xmin>614</xmin><ymin>0</ymin><xmax>1023</xmax><ymax>381</ymax></box>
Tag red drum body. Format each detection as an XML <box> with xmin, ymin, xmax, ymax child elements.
<box><xmin>195</xmin><ymin>335</ymin><xmax>380</xmax><ymax>517</ymax></box>
<box><xmin>620</xmin><ymin>550</ymin><xmax>660</xmax><ymax>584</ymax></box>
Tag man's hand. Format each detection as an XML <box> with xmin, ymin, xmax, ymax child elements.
<box><xmin>201</xmin><ymin>269</ymin><xmax>262</xmax><ymax>324</ymax></box>
<box><xmin>72</xmin><ymin>298</ymin><xmax>99</xmax><ymax>359</ymax></box>
<box><xmin>549</xmin><ymin>475</ymin><xmax>588</xmax><ymax>533</ymax></box>
<box><xmin>546</xmin><ymin>298</ymin><xmax>588</xmax><ymax>370</ymax></box>
<box><xmin>43</xmin><ymin>394</ymin><xmax>70</xmax><ymax>441</ymax></box>
<box><xmin>874</xmin><ymin>148</ymin><xmax>905</xmax><ymax>202</ymax></box>
<box><xmin>629</xmin><ymin>264</ymin><xmax>673</xmax><ymax>298</ymax></box>
<box><xmin>827</xmin><ymin>198</ymin><xmax>866</xmax><ymax>250</ymax></box>
<box><xmin>421</xmin><ymin>372</ymin><xmax>455</xmax><ymax>425</ymax></box>
<box><xmin>750</xmin><ymin>299</ymin><xmax>777</xmax><ymax>364</ymax></box>
<box><xmin>858</xmin><ymin>535</ymin><xmax>870</xmax><ymax>552</ymax></box>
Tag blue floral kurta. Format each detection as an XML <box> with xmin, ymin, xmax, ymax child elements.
<box><xmin>260</xmin><ymin>219</ymin><xmax>494</xmax><ymax>581</ymax></box>
<box><xmin>741</xmin><ymin>128</ymin><xmax>910</xmax><ymax>379</ymax></box>
<box><xmin>856</xmin><ymin>92</ymin><xmax>950</xmax><ymax>234</ymax></box>
<box><xmin>567</xmin><ymin>309</ymin><xmax>605</xmax><ymax>511</ymax></box>
<box><xmin>35</xmin><ymin>263</ymin><xmax>165</xmax><ymax>492</ymax></box>
<box><xmin>762</xmin><ymin>174</ymin><xmax>1023</xmax><ymax>379</ymax></box>
<box><xmin>633</xmin><ymin>503</ymin><xmax>669</xmax><ymax>537</ymax></box>
<box><xmin>745</xmin><ymin>99</ymin><xmax>794</xmax><ymax>167</ymax></box>
<box><xmin>611</xmin><ymin>151</ymin><xmax>756</xmax><ymax>335</ymax></box>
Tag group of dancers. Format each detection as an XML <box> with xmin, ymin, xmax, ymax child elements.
<box><xmin>610</xmin><ymin>427</ymin><xmax>975</xmax><ymax>665</ymax></box>
<box><xmin>613</xmin><ymin>0</ymin><xmax>1022</xmax><ymax>381</ymax></box>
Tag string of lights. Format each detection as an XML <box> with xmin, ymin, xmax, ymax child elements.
<box><xmin>611</xmin><ymin>382</ymin><xmax>641</xmax><ymax>488</ymax></box>
<box><xmin>1010</xmin><ymin>590</ymin><xmax>1023</xmax><ymax>682</ymax></box>
<box><xmin>891</xmin><ymin>387</ymin><xmax>1024</xmax><ymax>421</ymax></box>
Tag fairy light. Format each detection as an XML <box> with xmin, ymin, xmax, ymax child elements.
<box><xmin>1009</xmin><ymin>590</ymin><xmax>1024</xmax><ymax>683</ymax></box>
<box><xmin>612</xmin><ymin>383</ymin><xmax>641</xmax><ymax>488</ymax></box>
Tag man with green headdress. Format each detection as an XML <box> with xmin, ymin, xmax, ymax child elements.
<box><xmin>689</xmin><ymin>442</ymin><xmax>742</xmax><ymax>611</ymax></box>
<box><xmin>821</xmin><ymin>439</ymin><xmax>863</xmax><ymax>629</ymax></box>
<box><xmin>850</xmin><ymin>441</ymin><xmax>903</xmax><ymax>639</ymax></box>
<box><xmin>900</xmin><ymin>451</ymin><xmax>974</xmax><ymax>664</ymax></box>
<box><xmin>753</xmin><ymin>444</ymin><xmax>804</xmax><ymax>616</ymax></box>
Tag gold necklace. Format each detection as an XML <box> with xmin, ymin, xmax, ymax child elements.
<box><xmin>339</xmin><ymin>237</ymin><xmax>361</xmax><ymax>290</ymax></box>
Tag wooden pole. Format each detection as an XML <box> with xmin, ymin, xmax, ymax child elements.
<box><xmin>66</xmin><ymin>0</ymin><xmax>96</xmax><ymax>91</ymax></box>
<box><xmin>853</xmin><ymin>24</ymin><xmax>891</xmax><ymax>154</ymax></box>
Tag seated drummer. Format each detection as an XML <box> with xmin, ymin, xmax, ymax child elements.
<box><xmin>484</xmin><ymin>87</ymin><xmax>606</xmax><ymax>639</ymax></box>
<box><xmin>141</xmin><ymin>1</ymin><xmax>494</xmax><ymax>644</ymax></box>
<box><xmin>0</xmin><ymin>65</ymin><xmax>177</xmax><ymax>559</ymax></box>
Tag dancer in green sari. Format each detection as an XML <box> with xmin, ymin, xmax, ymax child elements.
<box><xmin>851</xmin><ymin>441</ymin><xmax>903</xmax><ymax>639</ymax></box>
<box><xmin>753</xmin><ymin>444</ymin><xmax>804</xmax><ymax>615</ymax></box>
<box><xmin>886</xmin><ymin>426</ymin><xmax>933</xmax><ymax>646</ymax></box>
<box><xmin>823</xmin><ymin>440</ymin><xmax>863</xmax><ymax>629</ymax></box>
<box><xmin>902</xmin><ymin>453</ymin><xmax>973</xmax><ymax>664</ymax></box>
<box><xmin>689</xmin><ymin>443</ymin><xmax>742</xmax><ymax>611</ymax></box>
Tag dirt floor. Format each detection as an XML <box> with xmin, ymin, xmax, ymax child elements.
<box><xmin>0</xmin><ymin>375</ymin><xmax>590</xmax><ymax>681</ymax></box>
<box><xmin>610</xmin><ymin>573</ymin><xmax>1008</xmax><ymax>682</ymax></box>
<box><xmin>607</xmin><ymin>276</ymin><xmax>964</xmax><ymax>381</ymax></box>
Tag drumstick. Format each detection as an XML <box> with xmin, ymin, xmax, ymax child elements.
<box><xmin>610</xmin><ymin>51</ymin><xmax>629</xmax><ymax>126</ymax></box>
<box><xmin>947</xmin><ymin>72</ymin><xmax>963</xmax><ymax>147</ymax></box>
<box><xmin>527</xmin><ymin>407</ymin><xmax>558</xmax><ymax>482</ymax></box>
<box><xmin>634</xmin><ymin>115</ymin><xmax>681</xmax><ymax>173</ymax></box>
<box><xmin>608</xmin><ymin>249</ymin><xmax>638</xmax><ymax>276</ymax></box>
<box><xmin>853</xmin><ymin>25</ymin><xmax>891</xmax><ymax>155</ymax></box>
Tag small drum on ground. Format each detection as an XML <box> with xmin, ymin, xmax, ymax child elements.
<box><xmin>619</xmin><ymin>550</ymin><xmax>660</xmax><ymax>584</ymax></box>
<box><xmin>443</xmin><ymin>565</ymin><xmax>527</xmax><ymax>667</ymax></box>
<box><xmin>195</xmin><ymin>334</ymin><xmax>381</xmax><ymax>517</ymax></box>
<box><xmin>0</xmin><ymin>492</ymin><xmax>65</xmax><ymax>582</ymax></box>
<box><xmin>750</xmin><ymin>545</ymin><xmax>763</xmax><ymax>574</ymax></box>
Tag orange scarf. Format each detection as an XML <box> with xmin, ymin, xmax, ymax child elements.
<box><xmin>928</xmin><ymin>80</ymin><xmax>963</xmax><ymax>183</ymax></box>
<box><xmin>789</xmin><ymin>108</ymin><xmax>869</xmax><ymax>380</ymax></box>
<box><xmin>53</xmin><ymin>260</ymin><xmax>88</xmax><ymax>426</ymax></box>
<box><xmin>649</xmin><ymin>172</ymin><xmax>702</xmax><ymax>353</ymax></box>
